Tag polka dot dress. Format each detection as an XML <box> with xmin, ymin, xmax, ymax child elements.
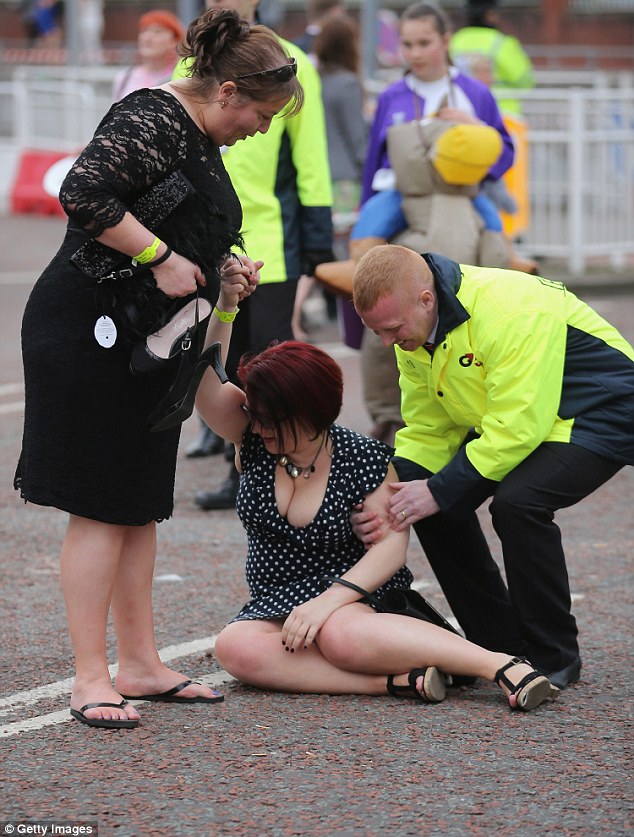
<box><xmin>231</xmin><ymin>424</ymin><xmax>414</xmax><ymax>622</ymax></box>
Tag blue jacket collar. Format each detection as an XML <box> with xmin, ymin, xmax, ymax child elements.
<box><xmin>422</xmin><ymin>252</ymin><xmax>470</xmax><ymax>343</ymax></box>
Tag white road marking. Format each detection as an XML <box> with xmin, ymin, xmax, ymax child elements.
<box><xmin>0</xmin><ymin>671</ymin><xmax>235</xmax><ymax>737</ymax></box>
<box><xmin>0</xmin><ymin>634</ymin><xmax>238</xmax><ymax>737</ymax></box>
<box><xmin>0</xmin><ymin>401</ymin><xmax>24</xmax><ymax>415</ymax></box>
<box><xmin>0</xmin><ymin>583</ymin><xmax>588</xmax><ymax>736</ymax></box>
<box><xmin>0</xmin><ymin>383</ymin><xmax>24</xmax><ymax>396</ymax></box>
<box><xmin>0</xmin><ymin>272</ymin><xmax>38</xmax><ymax>285</ymax></box>
<box><xmin>0</xmin><ymin>384</ymin><xmax>25</xmax><ymax>415</ymax></box>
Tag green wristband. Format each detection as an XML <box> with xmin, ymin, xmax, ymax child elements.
<box><xmin>213</xmin><ymin>306</ymin><xmax>239</xmax><ymax>323</ymax></box>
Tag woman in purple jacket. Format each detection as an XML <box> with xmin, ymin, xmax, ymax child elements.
<box><xmin>355</xmin><ymin>1</ymin><xmax>513</xmax><ymax>242</ymax></box>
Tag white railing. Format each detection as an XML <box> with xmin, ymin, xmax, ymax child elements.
<box><xmin>2</xmin><ymin>68</ymin><xmax>634</xmax><ymax>278</ymax></box>
<box><xmin>5</xmin><ymin>66</ymin><xmax>118</xmax><ymax>149</ymax></box>
<box><xmin>513</xmin><ymin>87</ymin><xmax>634</xmax><ymax>275</ymax></box>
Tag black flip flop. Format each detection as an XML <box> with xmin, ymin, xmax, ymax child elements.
<box><xmin>70</xmin><ymin>699</ymin><xmax>139</xmax><ymax>729</ymax></box>
<box><xmin>121</xmin><ymin>679</ymin><xmax>224</xmax><ymax>704</ymax></box>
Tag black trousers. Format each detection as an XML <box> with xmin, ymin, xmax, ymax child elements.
<box><xmin>393</xmin><ymin>443</ymin><xmax>623</xmax><ymax>672</ymax></box>
<box><xmin>225</xmin><ymin>280</ymin><xmax>297</xmax><ymax>384</ymax></box>
<box><xmin>209</xmin><ymin>280</ymin><xmax>298</xmax><ymax>465</ymax></box>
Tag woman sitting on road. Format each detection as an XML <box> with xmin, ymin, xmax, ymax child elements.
<box><xmin>195</xmin><ymin>262</ymin><xmax>560</xmax><ymax>712</ymax></box>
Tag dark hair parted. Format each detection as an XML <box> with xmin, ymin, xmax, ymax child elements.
<box><xmin>401</xmin><ymin>2</ymin><xmax>451</xmax><ymax>36</ymax></box>
<box><xmin>179</xmin><ymin>8</ymin><xmax>303</xmax><ymax>116</ymax></box>
<box><xmin>237</xmin><ymin>341</ymin><xmax>343</xmax><ymax>450</ymax></box>
<box><xmin>313</xmin><ymin>15</ymin><xmax>360</xmax><ymax>75</ymax></box>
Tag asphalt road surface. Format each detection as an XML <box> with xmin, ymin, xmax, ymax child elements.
<box><xmin>1</xmin><ymin>215</ymin><xmax>632</xmax><ymax>836</ymax></box>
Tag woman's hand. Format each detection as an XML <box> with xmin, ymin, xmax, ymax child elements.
<box><xmin>281</xmin><ymin>594</ymin><xmax>343</xmax><ymax>652</ymax></box>
<box><xmin>151</xmin><ymin>250</ymin><xmax>206</xmax><ymax>298</ymax></box>
<box><xmin>218</xmin><ymin>254</ymin><xmax>263</xmax><ymax>310</ymax></box>
<box><xmin>238</xmin><ymin>255</ymin><xmax>263</xmax><ymax>297</ymax></box>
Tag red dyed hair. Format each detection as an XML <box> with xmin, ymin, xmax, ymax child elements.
<box><xmin>237</xmin><ymin>341</ymin><xmax>343</xmax><ymax>448</ymax></box>
<box><xmin>138</xmin><ymin>10</ymin><xmax>185</xmax><ymax>41</ymax></box>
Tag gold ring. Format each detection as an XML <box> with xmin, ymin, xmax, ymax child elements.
<box><xmin>400</xmin><ymin>510</ymin><xmax>407</xmax><ymax>519</ymax></box>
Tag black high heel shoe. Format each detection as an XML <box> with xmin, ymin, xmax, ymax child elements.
<box><xmin>148</xmin><ymin>341</ymin><xmax>228</xmax><ymax>433</ymax></box>
<box><xmin>387</xmin><ymin>667</ymin><xmax>447</xmax><ymax>704</ymax></box>
<box><xmin>495</xmin><ymin>656</ymin><xmax>560</xmax><ymax>711</ymax></box>
<box><xmin>130</xmin><ymin>298</ymin><xmax>212</xmax><ymax>376</ymax></box>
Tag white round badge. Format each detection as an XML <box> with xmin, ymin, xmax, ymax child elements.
<box><xmin>94</xmin><ymin>316</ymin><xmax>117</xmax><ymax>348</ymax></box>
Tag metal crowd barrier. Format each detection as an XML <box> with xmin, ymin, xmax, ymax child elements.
<box><xmin>1</xmin><ymin>67</ymin><xmax>633</xmax><ymax>277</ymax></box>
<box><xmin>515</xmin><ymin>87</ymin><xmax>634</xmax><ymax>274</ymax></box>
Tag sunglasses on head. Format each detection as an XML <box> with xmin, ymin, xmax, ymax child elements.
<box><xmin>236</xmin><ymin>57</ymin><xmax>297</xmax><ymax>83</ymax></box>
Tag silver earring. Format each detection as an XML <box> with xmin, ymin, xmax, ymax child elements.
<box><xmin>220</xmin><ymin>100</ymin><xmax>227</xmax><ymax>108</ymax></box>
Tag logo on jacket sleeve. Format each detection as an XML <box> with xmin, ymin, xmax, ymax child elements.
<box><xmin>459</xmin><ymin>353</ymin><xmax>482</xmax><ymax>367</ymax></box>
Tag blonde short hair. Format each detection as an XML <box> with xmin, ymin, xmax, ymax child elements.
<box><xmin>353</xmin><ymin>245</ymin><xmax>433</xmax><ymax>313</ymax></box>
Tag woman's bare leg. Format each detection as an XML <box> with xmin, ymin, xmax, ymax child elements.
<box><xmin>111</xmin><ymin>523</ymin><xmax>218</xmax><ymax>700</ymax></box>
<box><xmin>61</xmin><ymin>515</ymin><xmax>139</xmax><ymax>723</ymax></box>
<box><xmin>216</xmin><ymin>606</ymin><xmax>552</xmax><ymax>708</ymax></box>
<box><xmin>215</xmin><ymin>620</ymin><xmax>387</xmax><ymax>694</ymax></box>
<box><xmin>319</xmin><ymin>604</ymin><xmax>540</xmax><ymax>702</ymax></box>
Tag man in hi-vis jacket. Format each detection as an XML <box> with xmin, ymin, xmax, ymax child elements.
<box><xmin>353</xmin><ymin>245</ymin><xmax>634</xmax><ymax>691</ymax></box>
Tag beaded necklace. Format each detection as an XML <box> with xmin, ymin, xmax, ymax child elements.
<box><xmin>277</xmin><ymin>432</ymin><xmax>327</xmax><ymax>479</ymax></box>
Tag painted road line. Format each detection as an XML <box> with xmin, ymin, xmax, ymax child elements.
<box><xmin>0</xmin><ymin>384</ymin><xmax>25</xmax><ymax>415</ymax></box>
<box><xmin>0</xmin><ymin>671</ymin><xmax>236</xmax><ymax>738</ymax></box>
<box><xmin>0</xmin><ymin>272</ymin><xmax>39</xmax><ymax>285</ymax></box>
<box><xmin>0</xmin><ymin>401</ymin><xmax>24</xmax><ymax>415</ymax></box>
<box><xmin>0</xmin><ymin>634</ymin><xmax>222</xmax><ymax>716</ymax></box>
<box><xmin>0</xmin><ymin>591</ymin><xmax>588</xmax><ymax>735</ymax></box>
<box><xmin>0</xmin><ymin>582</ymin><xmax>433</xmax><ymax>715</ymax></box>
<box><xmin>0</xmin><ymin>384</ymin><xmax>24</xmax><ymax>396</ymax></box>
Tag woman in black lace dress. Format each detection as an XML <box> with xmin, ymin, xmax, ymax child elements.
<box><xmin>192</xmin><ymin>272</ymin><xmax>560</xmax><ymax>713</ymax></box>
<box><xmin>14</xmin><ymin>8</ymin><xmax>303</xmax><ymax>729</ymax></box>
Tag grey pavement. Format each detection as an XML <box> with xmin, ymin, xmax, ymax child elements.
<box><xmin>0</xmin><ymin>213</ymin><xmax>632</xmax><ymax>836</ymax></box>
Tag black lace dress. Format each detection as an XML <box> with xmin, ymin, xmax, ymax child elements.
<box><xmin>232</xmin><ymin>424</ymin><xmax>414</xmax><ymax>621</ymax></box>
<box><xmin>15</xmin><ymin>89</ymin><xmax>243</xmax><ymax>525</ymax></box>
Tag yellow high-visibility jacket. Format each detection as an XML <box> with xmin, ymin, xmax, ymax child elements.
<box><xmin>450</xmin><ymin>26</ymin><xmax>534</xmax><ymax>115</ymax></box>
<box><xmin>395</xmin><ymin>254</ymin><xmax>634</xmax><ymax>513</ymax></box>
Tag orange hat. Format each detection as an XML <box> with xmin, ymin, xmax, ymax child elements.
<box><xmin>138</xmin><ymin>10</ymin><xmax>185</xmax><ymax>41</ymax></box>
